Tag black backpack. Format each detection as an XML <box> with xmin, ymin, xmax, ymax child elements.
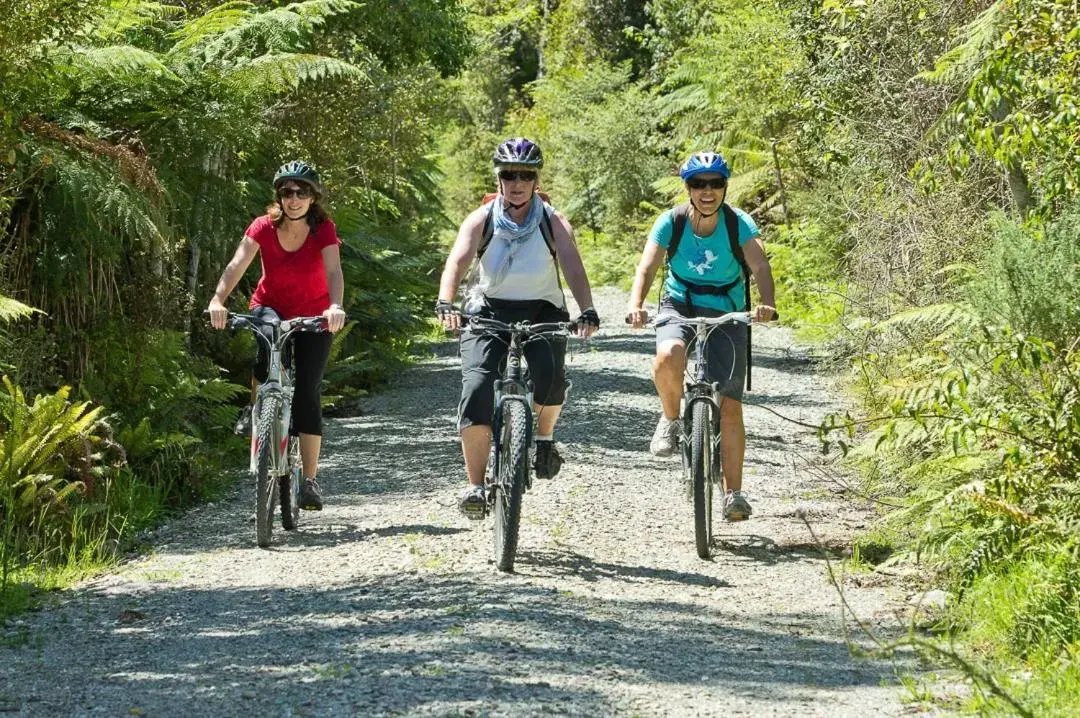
<box><xmin>664</xmin><ymin>202</ymin><xmax>755</xmax><ymax>390</ymax></box>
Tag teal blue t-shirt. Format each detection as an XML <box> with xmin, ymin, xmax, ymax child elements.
<box><xmin>648</xmin><ymin>206</ymin><xmax>759</xmax><ymax>311</ymax></box>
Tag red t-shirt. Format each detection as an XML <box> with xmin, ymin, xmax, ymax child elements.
<box><xmin>247</xmin><ymin>215</ymin><xmax>341</xmax><ymax>319</ymax></box>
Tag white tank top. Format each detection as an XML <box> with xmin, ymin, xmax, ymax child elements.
<box><xmin>475</xmin><ymin>221</ymin><xmax>564</xmax><ymax>307</ymax></box>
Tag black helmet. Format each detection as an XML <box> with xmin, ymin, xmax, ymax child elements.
<box><xmin>493</xmin><ymin>137</ymin><xmax>543</xmax><ymax>168</ymax></box>
<box><xmin>273</xmin><ymin>160</ymin><xmax>323</xmax><ymax>197</ymax></box>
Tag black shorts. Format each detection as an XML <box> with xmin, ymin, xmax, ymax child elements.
<box><xmin>655</xmin><ymin>297</ymin><xmax>747</xmax><ymax>402</ymax></box>
<box><xmin>458</xmin><ymin>297</ymin><xmax>570</xmax><ymax>430</ymax></box>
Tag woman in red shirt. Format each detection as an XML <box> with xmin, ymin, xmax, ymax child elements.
<box><xmin>207</xmin><ymin>160</ymin><xmax>346</xmax><ymax>510</ymax></box>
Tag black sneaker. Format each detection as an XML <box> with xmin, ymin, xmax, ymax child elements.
<box><xmin>533</xmin><ymin>440</ymin><xmax>564</xmax><ymax>479</ymax></box>
<box><xmin>458</xmin><ymin>484</ymin><xmax>486</xmax><ymax>520</ymax></box>
<box><xmin>234</xmin><ymin>405</ymin><xmax>253</xmax><ymax>436</ymax></box>
<box><xmin>299</xmin><ymin>478</ymin><xmax>323</xmax><ymax>511</ymax></box>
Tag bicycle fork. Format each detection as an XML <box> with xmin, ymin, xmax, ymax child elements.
<box><xmin>249</xmin><ymin>381</ymin><xmax>293</xmax><ymax>476</ymax></box>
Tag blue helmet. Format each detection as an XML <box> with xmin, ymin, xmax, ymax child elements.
<box><xmin>493</xmin><ymin>137</ymin><xmax>544</xmax><ymax>168</ymax></box>
<box><xmin>679</xmin><ymin>151</ymin><xmax>730</xmax><ymax>181</ymax></box>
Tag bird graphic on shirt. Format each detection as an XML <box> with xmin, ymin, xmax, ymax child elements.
<box><xmin>687</xmin><ymin>249</ymin><xmax>718</xmax><ymax>276</ymax></box>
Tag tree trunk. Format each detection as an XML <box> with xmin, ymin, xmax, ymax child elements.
<box><xmin>538</xmin><ymin>0</ymin><xmax>551</xmax><ymax>79</ymax></box>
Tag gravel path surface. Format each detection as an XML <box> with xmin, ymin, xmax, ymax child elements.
<box><xmin>0</xmin><ymin>288</ymin><xmax>912</xmax><ymax>717</ymax></box>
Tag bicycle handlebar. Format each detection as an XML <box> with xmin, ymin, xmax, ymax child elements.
<box><xmin>462</xmin><ymin>315</ymin><xmax>579</xmax><ymax>337</ymax></box>
<box><xmin>203</xmin><ymin>310</ymin><xmax>332</xmax><ymax>334</ymax></box>
<box><xmin>625</xmin><ymin>309</ymin><xmax>779</xmax><ymax>327</ymax></box>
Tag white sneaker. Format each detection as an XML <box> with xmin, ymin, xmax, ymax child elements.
<box><xmin>649</xmin><ymin>415</ymin><xmax>681</xmax><ymax>457</ymax></box>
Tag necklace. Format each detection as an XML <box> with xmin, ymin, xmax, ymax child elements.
<box><xmin>690</xmin><ymin>211</ymin><xmax>717</xmax><ymax>240</ymax></box>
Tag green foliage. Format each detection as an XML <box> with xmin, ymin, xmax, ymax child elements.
<box><xmin>965</xmin><ymin>204</ymin><xmax>1080</xmax><ymax>347</ymax></box>
<box><xmin>528</xmin><ymin>62</ymin><xmax>667</xmax><ymax>238</ymax></box>
<box><xmin>658</xmin><ymin>1</ymin><xmax>801</xmax><ymax>181</ymax></box>
<box><xmin>0</xmin><ymin>377</ymin><xmax>109</xmax><ymax>583</ymax></box>
<box><xmin>765</xmin><ymin>221</ymin><xmax>847</xmax><ymax>341</ymax></box>
<box><xmin>920</xmin><ymin>0</ymin><xmax>1080</xmax><ymax>216</ymax></box>
<box><xmin>826</xmin><ymin>307</ymin><xmax>1080</xmax><ymax>711</ymax></box>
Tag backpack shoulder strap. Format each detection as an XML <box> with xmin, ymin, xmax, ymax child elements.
<box><xmin>721</xmin><ymin>203</ymin><xmax>749</xmax><ymax>276</ymax></box>
<box><xmin>477</xmin><ymin>202</ymin><xmax>497</xmax><ymax>259</ymax></box>
<box><xmin>538</xmin><ymin>206</ymin><xmax>557</xmax><ymax>261</ymax></box>
<box><xmin>721</xmin><ymin>202</ymin><xmax>755</xmax><ymax>391</ymax></box>
<box><xmin>667</xmin><ymin>203</ymin><xmax>692</xmax><ymax>261</ymax></box>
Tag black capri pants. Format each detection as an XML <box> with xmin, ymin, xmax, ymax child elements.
<box><xmin>251</xmin><ymin>306</ymin><xmax>333</xmax><ymax>436</ymax></box>
<box><xmin>458</xmin><ymin>297</ymin><xmax>570</xmax><ymax>431</ymax></box>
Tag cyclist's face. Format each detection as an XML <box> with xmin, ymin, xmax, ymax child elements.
<box><xmin>278</xmin><ymin>182</ymin><xmax>313</xmax><ymax>219</ymax></box>
<box><xmin>497</xmin><ymin>167</ymin><xmax>538</xmax><ymax>205</ymax></box>
<box><xmin>687</xmin><ymin>173</ymin><xmax>727</xmax><ymax>212</ymax></box>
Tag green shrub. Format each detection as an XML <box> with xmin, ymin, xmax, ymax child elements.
<box><xmin>967</xmin><ymin>204</ymin><xmax>1080</xmax><ymax>347</ymax></box>
<box><xmin>767</xmin><ymin>220</ymin><xmax>847</xmax><ymax>341</ymax></box>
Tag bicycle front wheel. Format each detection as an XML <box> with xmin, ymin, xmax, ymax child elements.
<box><xmin>255</xmin><ymin>395</ymin><xmax>281</xmax><ymax>548</ymax></box>
<box><xmin>280</xmin><ymin>436</ymin><xmax>301</xmax><ymax>531</ymax></box>
<box><xmin>493</xmin><ymin>400</ymin><xmax>528</xmax><ymax>573</ymax></box>
<box><xmin>690</xmin><ymin>401</ymin><xmax>714</xmax><ymax>559</ymax></box>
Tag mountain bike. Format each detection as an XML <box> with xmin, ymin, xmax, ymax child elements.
<box><xmin>211</xmin><ymin>311</ymin><xmax>329</xmax><ymax>548</ymax></box>
<box><xmin>656</xmin><ymin>311</ymin><xmax>753</xmax><ymax>560</ymax></box>
<box><xmin>462</xmin><ymin>315</ymin><xmax>578</xmax><ymax>572</ymax></box>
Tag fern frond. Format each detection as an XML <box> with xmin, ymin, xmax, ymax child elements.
<box><xmin>91</xmin><ymin>0</ymin><xmax>184</xmax><ymax>42</ymax></box>
<box><xmin>0</xmin><ymin>296</ymin><xmax>39</xmax><ymax>323</ymax></box>
<box><xmin>221</xmin><ymin>53</ymin><xmax>366</xmax><ymax>93</ymax></box>
<box><xmin>918</xmin><ymin>3</ymin><xmax>1007</xmax><ymax>86</ymax></box>
<box><xmin>168</xmin><ymin>1</ymin><xmax>256</xmax><ymax>56</ymax></box>
<box><xmin>60</xmin><ymin>45</ymin><xmax>179</xmax><ymax>83</ymax></box>
<box><xmin>173</xmin><ymin>0</ymin><xmax>362</xmax><ymax>62</ymax></box>
<box><xmin>877</xmin><ymin>302</ymin><xmax>981</xmax><ymax>337</ymax></box>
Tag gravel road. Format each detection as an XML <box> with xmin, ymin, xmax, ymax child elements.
<box><xmin>0</xmin><ymin>288</ymin><xmax>912</xmax><ymax>717</ymax></box>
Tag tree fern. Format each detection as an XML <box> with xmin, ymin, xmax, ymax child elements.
<box><xmin>0</xmin><ymin>297</ymin><xmax>37</xmax><ymax>324</ymax></box>
<box><xmin>222</xmin><ymin>53</ymin><xmax>366</xmax><ymax>93</ymax></box>
<box><xmin>90</xmin><ymin>0</ymin><xmax>184</xmax><ymax>43</ymax></box>
<box><xmin>917</xmin><ymin>2</ymin><xmax>1008</xmax><ymax>87</ymax></box>
<box><xmin>59</xmin><ymin>45</ymin><xmax>179</xmax><ymax>84</ymax></box>
<box><xmin>172</xmin><ymin>0</ymin><xmax>362</xmax><ymax>62</ymax></box>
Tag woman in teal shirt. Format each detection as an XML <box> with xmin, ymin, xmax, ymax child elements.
<box><xmin>626</xmin><ymin>151</ymin><xmax>777</xmax><ymax>522</ymax></box>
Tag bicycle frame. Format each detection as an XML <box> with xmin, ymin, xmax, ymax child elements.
<box><xmin>491</xmin><ymin>328</ymin><xmax>534</xmax><ymax>485</ymax></box>
<box><xmin>466</xmin><ymin>317</ymin><xmax>575</xmax><ymax>488</ymax></box>
<box><xmin>224</xmin><ymin>313</ymin><xmax>326</xmax><ymax>477</ymax></box>
<box><xmin>663</xmin><ymin>312</ymin><xmax>752</xmax><ymax>441</ymax></box>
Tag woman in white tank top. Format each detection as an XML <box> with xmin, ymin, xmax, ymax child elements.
<box><xmin>435</xmin><ymin>137</ymin><xmax>600</xmax><ymax>518</ymax></box>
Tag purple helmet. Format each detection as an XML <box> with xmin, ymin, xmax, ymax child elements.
<box><xmin>679</xmin><ymin>151</ymin><xmax>731</xmax><ymax>180</ymax></box>
<box><xmin>493</xmin><ymin>137</ymin><xmax>544</xmax><ymax>168</ymax></box>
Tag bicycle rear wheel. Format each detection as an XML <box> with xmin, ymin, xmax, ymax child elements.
<box><xmin>493</xmin><ymin>400</ymin><xmax>528</xmax><ymax>572</ymax></box>
<box><xmin>690</xmin><ymin>401</ymin><xmax>714</xmax><ymax>559</ymax></box>
<box><xmin>280</xmin><ymin>436</ymin><xmax>301</xmax><ymax>531</ymax></box>
<box><xmin>255</xmin><ymin>396</ymin><xmax>281</xmax><ymax>548</ymax></box>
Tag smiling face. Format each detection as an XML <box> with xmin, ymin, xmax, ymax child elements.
<box><xmin>685</xmin><ymin>172</ymin><xmax>728</xmax><ymax>214</ymax></box>
<box><xmin>277</xmin><ymin>181</ymin><xmax>314</xmax><ymax>220</ymax></box>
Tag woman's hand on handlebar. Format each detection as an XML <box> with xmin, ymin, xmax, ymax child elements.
<box><xmin>753</xmin><ymin>304</ymin><xmax>778</xmax><ymax>323</ymax></box>
<box><xmin>625</xmin><ymin>306</ymin><xmax>649</xmax><ymax>329</ymax></box>
<box><xmin>435</xmin><ymin>299</ymin><xmax>462</xmax><ymax>331</ymax></box>
<box><xmin>207</xmin><ymin>298</ymin><xmax>229</xmax><ymax>330</ymax></box>
<box><xmin>574</xmin><ymin>308</ymin><xmax>599</xmax><ymax>338</ymax></box>
<box><xmin>323</xmin><ymin>304</ymin><xmax>347</xmax><ymax>333</ymax></box>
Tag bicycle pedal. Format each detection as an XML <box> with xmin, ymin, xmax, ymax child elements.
<box><xmin>462</xmin><ymin>505</ymin><xmax>487</xmax><ymax>521</ymax></box>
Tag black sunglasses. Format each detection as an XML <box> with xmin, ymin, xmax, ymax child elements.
<box><xmin>498</xmin><ymin>171</ymin><xmax>537</xmax><ymax>182</ymax></box>
<box><xmin>278</xmin><ymin>187</ymin><xmax>312</xmax><ymax>199</ymax></box>
<box><xmin>686</xmin><ymin>177</ymin><xmax>727</xmax><ymax>190</ymax></box>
